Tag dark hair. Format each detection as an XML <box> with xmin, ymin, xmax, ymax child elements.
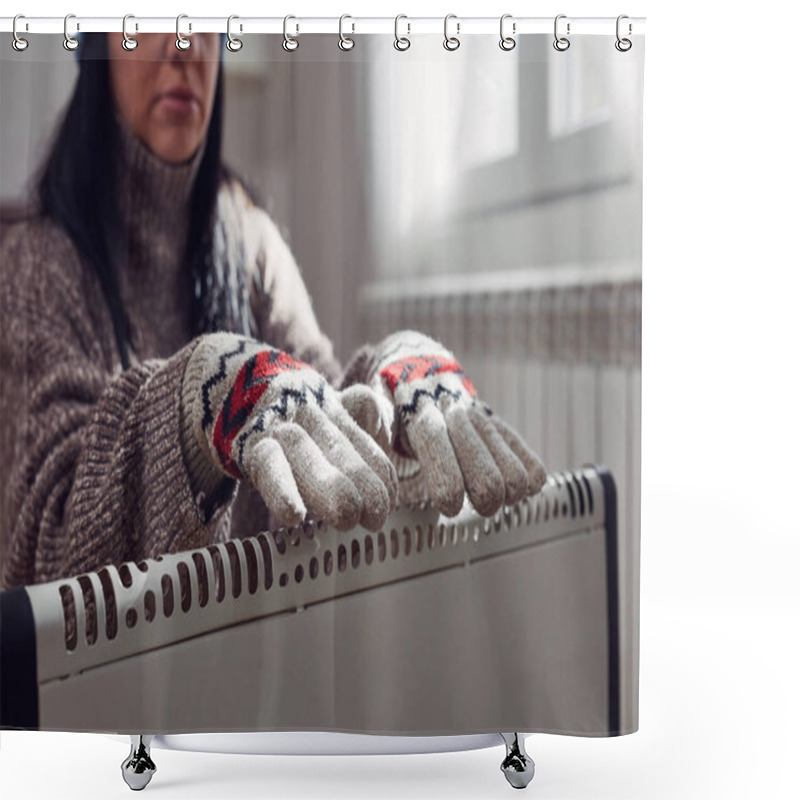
<box><xmin>36</xmin><ymin>32</ymin><xmax>247</xmax><ymax>370</ymax></box>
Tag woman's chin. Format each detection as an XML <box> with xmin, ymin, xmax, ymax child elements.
<box><xmin>148</xmin><ymin>129</ymin><xmax>203</xmax><ymax>165</ymax></box>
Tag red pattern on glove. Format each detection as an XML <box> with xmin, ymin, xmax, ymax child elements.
<box><xmin>379</xmin><ymin>355</ymin><xmax>477</xmax><ymax>398</ymax></box>
<box><xmin>212</xmin><ymin>349</ymin><xmax>311</xmax><ymax>477</ymax></box>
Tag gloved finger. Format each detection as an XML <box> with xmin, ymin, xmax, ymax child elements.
<box><xmin>326</xmin><ymin>400</ymin><xmax>398</xmax><ymax>510</ymax></box>
<box><xmin>296</xmin><ymin>403</ymin><xmax>390</xmax><ymax>532</ymax></box>
<box><xmin>433</xmin><ymin>371</ymin><xmax>471</xmax><ymax>415</ymax></box>
<box><xmin>241</xmin><ymin>434</ymin><xmax>307</xmax><ymax>529</ymax></box>
<box><xmin>466</xmin><ymin>407</ymin><xmax>529</xmax><ymax>505</ymax></box>
<box><xmin>487</xmin><ymin>414</ymin><xmax>548</xmax><ymax>495</ymax></box>
<box><xmin>444</xmin><ymin>405</ymin><xmax>505</xmax><ymax>517</ymax></box>
<box><xmin>404</xmin><ymin>398</ymin><xmax>465</xmax><ymax>517</ymax></box>
<box><xmin>340</xmin><ymin>384</ymin><xmax>394</xmax><ymax>452</ymax></box>
<box><xmin>272</xmin><ymin>422</ymin><xmax>361</xmax><ymax>531</ymax></box>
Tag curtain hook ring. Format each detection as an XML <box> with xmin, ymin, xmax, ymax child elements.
<box><xmin>339</xmin><ymin>14</ymin><xmax>355</xmax><ymax>51</ymax></box>
<box><xmin>553</xmin><ymin>14</ymin><xmax>570</xmax><ymax>52</ymax></box>
<box><xmin>227</xmin><ymin>15</ymin><xmax>243</xmax><ymax>52</ymax></box>
<box><xmin>283</xmin><ymin>15</ymin><xmax>299</xmax><ymax>52</ymax></box>
<box><xmin>615</xmin><ymin>14</ymin><xmax>632</xmax><ymax>52</ymax></box>
<box><xmin>394</xmin><ymin>14</ymin><xmax>411</xmax><ymax>51</ymax></box>
<box><xmin>176</xmin><ymin>13</ymin><xmax>191</xmax><ymax>51</ymax></box>
<box><xmin>12</xmin><ymin>14</ymin><xmax>29</xmax><ymax>52</ymax></box>
<box><xmin>122</xmin><ymin>14</ymin><xmax>138</xmax><ymax>51</ymax></box>
<box><xmin>63</xmin><ymin>13</ymin><xmax>79</xmax><ymax>52</ymax></box>
<box><xmin>444</xmin><ymin>13</ymin><xmax>460</xmax><ymax>51</ymax></box>
<box><xmin>500</xmin><ymin>13</ymin><xmax>516</xmax><ymax>51</ymax></box>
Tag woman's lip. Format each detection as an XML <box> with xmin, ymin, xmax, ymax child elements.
<box><xmin>162</xmin><ymin>88</ymin><xmax>196</xmax><ymax>101</ymax></box>
<box><xmin>157</xmin><ymin>91</ymin><xmax>199</xmax><ymax>115</ymax></box>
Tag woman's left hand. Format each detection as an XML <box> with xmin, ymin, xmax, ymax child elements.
<box><xmin>343</xmin><ymin>330</ymin><xmax>547</xmax><ymax>518</ymax></box>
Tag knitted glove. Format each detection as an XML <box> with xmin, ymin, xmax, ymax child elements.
<box><xmin>181</xmin><ymin>333</ymin><xmax>398</xmax><ymax>532</ymax></box>
<box><xmin>344</xmin><ymin>330</ymin><xmax>547</xmax><ymax>518</ymax></box>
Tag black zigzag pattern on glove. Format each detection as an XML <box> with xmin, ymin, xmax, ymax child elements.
<box><xmin>200</xmin><ymin>338</ymin><xmax>250</xmax><ymax>430</ymax></box>
<box><xmin>234</xmin><ymin>378</ymin><xmax>328</xmax><ymax>472</ymax></box>
<box><xmin>396</xmin><ymin>383</ymin><xmax>493</xmax><ymax>421</ymax></box>
<box><xmin>217</xmin><ymin>349</ymin><xmax>301</xmax><ymax>440</ymax></box>
<box><xmin>397</xmin><ymin>383</ymin><xmax>466</xmax><ymax>421</ymax></box>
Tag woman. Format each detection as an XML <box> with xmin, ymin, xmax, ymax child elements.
<box><xmin>0</xmin><ymin>33</ymin><xmax>546</xmax><ymax>590</ymax></box>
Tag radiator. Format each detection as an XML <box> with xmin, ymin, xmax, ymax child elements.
<box><xmin>360</xmin><ymin>269</ymin><xmax>641</xmax><ymax>731</ymax></box>
<box><xmin>1</xmin><ymin>465</ymin><xmax>626</xmax><ymax>737</ymax></box>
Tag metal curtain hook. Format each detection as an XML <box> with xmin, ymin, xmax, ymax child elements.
<box><xmin>394</xmin><ymin>14</ymin><xmax>410</xmax><ymax>51</ymax></box>
<box><xmin>63</xmin><ymin>13</ymin><xmax>79</xmax><ymax>51</ymax></box>
<box><xmin>615</xmin><ymin>14</ymin><xmax>632</xmax><ymax>51</ymax></box>
<box><xmin>227</xmin><ymin>15</ymin><xmax>243</xmax><ymax>52</ymax></box>
<box><xmin>444</xmin><ymin>13</ymin><xmax>460</xmax><ymax>51</ymax></box>
<box><xmin>283</xmin><ymin>15</ymin><xmax>299</xmax><ymax>51</ymax></box>
<box><xmin>176</xmin><ymin>13</ymin><xmax>191</xmax><ymax>50</ymax></box>
<box><xmin>553</xmin><ymin>14</ymin><xmax>570</xmax><ymax>51</ymax></box>
<box><xmin>500</xmin><ymin>13</ymin><xmax>516</xmax><ymax>51</ymax></box>
<box><xmin>122</xmin><ymin>14</ymin><xmax>138</xmax><ymax>51</ymax></box>
<box><xmin>12</xmin><ymin>14</ymin><xmax>29</xmax><ymax>52</ymax></box>
<box><xmin>339</xmin><ymin>14</ymin><xmax>355</xmax><ymax>51</ymax></box>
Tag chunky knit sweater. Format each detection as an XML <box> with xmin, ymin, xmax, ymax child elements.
<box><xmin>0</xmin><ymin>112</ymin><xmax>353</xmax><ymax>590</ymax></box>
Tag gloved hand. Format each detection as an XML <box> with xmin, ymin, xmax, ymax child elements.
<box><xmin>344</xmin><ymin>330</ymin><xmax>547</xmax><ymax>518</ymax></box>
<box><xmin>181</xmin><ymin>332</ymin><xmax>398</xmax><ymax>532</ymax></box>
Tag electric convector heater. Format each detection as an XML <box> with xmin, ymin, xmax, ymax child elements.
<box><xmin>1</xmin><ymin>465</ymin><xmax>623</xmax><ymax>787</ymax></box>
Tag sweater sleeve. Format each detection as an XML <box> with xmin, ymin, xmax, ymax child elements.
<box><xmin>0</xmin><ymin>220</ymin><xmax>235</xmax><ymax>590</ymax></box>
<box><xmin>247</xmin><ymin>203</ymin><xmax>386</xmax><ymax>394</ymax></box>
<box><xmin>211</xmin><ymin>178</ymin><xmax>379</xmax><ymax>391</ymax></box>
<box><xmin>241</xmin><ymin>200</ymin><xmax>343</xmax><ymax>384</ymax></box>
<box><xmin>208</xmin><ymin>185</ymin><xmax>380</xmax><ymax>536</ymax></box>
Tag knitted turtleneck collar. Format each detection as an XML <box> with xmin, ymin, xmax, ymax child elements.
<box><xmin>113</xmin><ymin>108</ymin><xmax>206</xmax><ymax>256</ymax></box>
<box><xmin>112</xmin><ymin>109</ymin><xmax>208</xmax><ymax>359</ymax></box>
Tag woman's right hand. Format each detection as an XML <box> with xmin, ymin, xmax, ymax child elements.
<box><xmin>182</xmin><ymin>333</ymin><xmax>398</xmax><ymax>532</ymax></box>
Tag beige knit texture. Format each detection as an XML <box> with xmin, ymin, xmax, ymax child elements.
<box><xmin>360</xmin><ymin>330</ymin><xmax>548</xmax><ymax>518</ymax></box>
<box><xmin>182</xmin><ymin>332</ymin><xmax>397</xmax><ymax>533</ymax></box>
<box><xmin>0</xmin><ymin>216</ymin><xmax>221</xmax><ymax>588</ymax></box>
<box><xmin>0</xmin><ymin>114</ymin><xmax>353</xmax><ymax>589</ymax></box>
